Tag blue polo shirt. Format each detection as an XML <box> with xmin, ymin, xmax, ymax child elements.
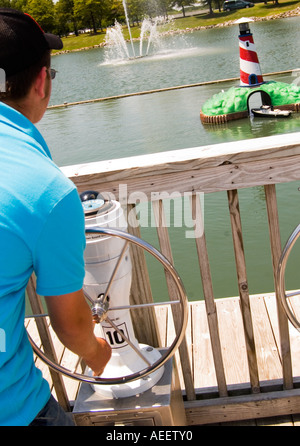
<box><xmin>0</xmin><ymin>102</ymin><xmax>86</xmax><ymax>425</ymax></box>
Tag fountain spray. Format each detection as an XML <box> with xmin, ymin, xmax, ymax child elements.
<box><xmin>122</xmin><ymin>0</ymin><xmax>135</xmax><ymax>58</ymax></box>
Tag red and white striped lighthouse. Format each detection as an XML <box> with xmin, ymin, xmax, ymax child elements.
<box><xmin>236</xmin><ymin>18</ymin><xmax>263</xmax><ymax>87</ymax></box>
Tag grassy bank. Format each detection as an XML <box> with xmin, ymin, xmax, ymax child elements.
<box><xmin>58</xmin><ymin>0</ymin><xmax>300</xmax><ymax>53</ymax></box>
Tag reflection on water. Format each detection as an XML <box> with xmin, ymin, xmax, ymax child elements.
<box><xmin>37</xmin><ymin>17</ymin><xmax>300</xmax><ymax>300</ymax></box>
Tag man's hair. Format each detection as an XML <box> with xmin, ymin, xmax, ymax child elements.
<box><xmin>0</xmin><ymin>49</ymin><xmax>51</xmax><ymax>101</ymax></box>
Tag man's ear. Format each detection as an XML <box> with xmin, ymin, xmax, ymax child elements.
<box><xmin>34</xmin><ymin>67</ymin><xmax>48</xmax><ymax>99</ymax></box>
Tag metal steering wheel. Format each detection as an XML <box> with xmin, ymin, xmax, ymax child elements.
<box><xmin>26</xmin><ymin>227</ymin><xmax>188</xmax><ymax>385</ymax></box>
<box><xmin>277</xmin><ymin>223</ymin><xmax>300</xmax><ymax>332</ymax></box>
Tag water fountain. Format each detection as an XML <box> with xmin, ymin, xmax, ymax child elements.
<box><xmin>104</xmin><ymin>21</ymin><xmax>131</xmax><ymax>60</ymax></box>
<box><xmin>121</xmin><ymin>0</ymin><xmax>135</xmax><ymax>57</ymax></box>
<box><xmin>104</xmin><ymin>0</ymin><xmax>166</xmax><ymax>62</ymax></box>
<box><xmin>139</xmin><ymin>18</ymin><xmax>160</xmax><ymax>57</ymax></box>
<box><xmin>104</xmin><ymin>17</ymin><xmax>162</xmax><ymax>62</ymax></box>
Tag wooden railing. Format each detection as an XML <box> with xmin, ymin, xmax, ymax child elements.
<box><xmin>44</xmin><ymin>131</ymin><xmax>300</xmax><ymax>423</ymax></box>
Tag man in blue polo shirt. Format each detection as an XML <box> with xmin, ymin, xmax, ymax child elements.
<box><xmin>0</xmin><ymin>9</ymin><xmax>111</xmax><ymax>426</ymax></box>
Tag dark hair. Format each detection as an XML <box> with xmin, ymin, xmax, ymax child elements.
<box><xmin>0</xmin><ymin>49</ymin><xmax>51</xmax><ymax>101</ymax></box>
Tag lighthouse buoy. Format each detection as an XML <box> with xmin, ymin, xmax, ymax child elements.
<box><xmin>200</xmin><ymin>18</ymin><xmax>300</xmax><ymax>124</ymax></box>
<box><xmin>237</xmin><ymin>18</ymin><xmax>263</xmax><ymax>86</ymax></box>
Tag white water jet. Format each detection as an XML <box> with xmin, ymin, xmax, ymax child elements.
<box><xmin>122</xmin><ymin>0</ymin><xmax>135</xmax><ymax>58</ymax></box>
<box><xmin>139</xmin><ymin>18</ymin><xmax>158</xmax><ymax>57</ymax></box>
<box><xmin>105</xmin><ymin>22</ymin><xmax>130</xmax><ymax>60</ymax></box>
<box><xmin>104</xmin><ymin>16</ymin><xmax>165</xmax><ymax>62</ymax></box>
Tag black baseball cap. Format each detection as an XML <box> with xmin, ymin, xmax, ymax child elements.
<box><xmin>0</xmin><ymin>8</ymin><xmax>63</xmax><ymax>77</ymax></box>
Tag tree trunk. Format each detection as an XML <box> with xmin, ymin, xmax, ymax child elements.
<box><xmin>90</xmin><ymin>11</ymin><xmax>97</xmax><ymax>33</ymax></box>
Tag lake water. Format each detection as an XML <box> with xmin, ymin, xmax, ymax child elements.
<box><xmin>37</xmin><ymin>16</ymin><xmax>300</xmax><ymax>300</ymax></box>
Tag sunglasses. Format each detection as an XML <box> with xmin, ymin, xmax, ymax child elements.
<box><xmin>47</xmin><ymin>68</ymin><xmax>58</xmax><ymax>80</ymax></box>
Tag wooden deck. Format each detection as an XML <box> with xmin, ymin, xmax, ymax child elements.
<box><xmin>160</xmin><ymin>292</ymin><xmax>300</xmax><ymax>425</ymax></box>
<box><xmin>26</xmin><ymin>291</ymin><xmax>300</xmax><ymax>425</ymax></box>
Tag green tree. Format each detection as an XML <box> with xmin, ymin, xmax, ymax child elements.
<box><xmin>213</xmin><ymin>0</ymin><xmax>222</xmax><ymax>12</ymax></box>
<box><xmin>11</xmin><ymin>0</ymin><xmax>28</xmax><ymax>11</ymax></box>
<box><xmin>126</xmin><ymin>0</ymin><xmax>173</xmax><ymax>23</ymax></box>
<box><xmin>0</xmin><ymin>0</ymin><xmax>12</xmax><ymax>7</ymax></box>
<box><xmin>25</xmin><ymin>0</ymin><xmax>56</xmax><ymax>32</ymax></box>
<box><xmin>106</xmin><ymin>0</ymin><xmax>124</xmax><ymax>26</ymax></box>
<box><xmin>201</xmin><ymin>0</ymin><xmax>214</xmax><ymax>14</ymax></box>
<box><xmin>126</xmin><ymin>0</ymin><xmax>146</xmax><ymax>23</ymax></box>
<box><xmin>74</xmin><ymin>0</ymin><xmax>110</xmax><ymax>33</ymax></box>
<box><xmin>156</xmin><ymin>0</ymin><xmax>173</xmax><ymax>18</ymax></box>
<box><xmin>170</xmin><ymin>0</ymin><xmax>195</xmax><ymax>17</ymax></box>
<box><xmin>56</xmin><ymin>0</ymin><xmax>78</xmax><ymax>35</ymax></box>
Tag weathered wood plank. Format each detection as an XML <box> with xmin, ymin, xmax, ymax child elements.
<box><xmin>62</xmin><ymin>133</ymin><xmax>300</xmax><ymax>181</ymax></box>
<box><xmin>190</xmin><ymin>192</ymin><xmax>227</xmax><ymax>396</ymax></box>
<box><xmin>250</xmin><ymin>295</ymin><xmax>282</xmax><ymax>381</ymax></box>
<box><xmin>216</xmin><ymin>298</ymin><xmax>250</xmax><ymax>385</ymax></box>
<box><xmin>264</xmin><ymin>184</ymin><xmax>293</xmax><ymax>389</ymax></box>
<box><xmin>185</xmin><ymin>387</ymin><xmax>300</xmax><ymax>425</ymax></box>
<box><xmin>173</xmin><ymin>302</ymin><xmax>193</xmax><ymax>393</ymax></box>
<box><xmin>227</xmin><ymin>189</ymin><xmax>260</xmax><ymax>393</ymax></box>
<box><xmin>152</xmin><ymin>199</ymin><xmax>195</xmax><ymax>401</ymax></box>
<box><xmin>264</xmin><ymin>293</ymin><xmax>300</xmax><ymax>379</ymax></box>
<box><xmin>191</xmin><ymin>302</ymin><xmax>218</xmax><ymax>390</ymax></box>
<box><xmin>127</xmin><ymin>204</ymin><xmax>161</xmax><ymax>348</ymax></box>
<box><xmin>61</xmin><ymin>134</ymin><xmax>300</xmax><ymax>198</ymax></box>
<box><xmin>26</xmin><ymin>277</ymin><xmax>70</xmax><ymax>411</ymax></box>
<box><xmin>63</xmin><ymin>153</ymin><xmax>300</xmax><ymax>199</ymax></box>
<box><xmin>26</xmin><ymin>318</ymin><xmax>53</xmax><ymax>385</ymax></box>
<box><xmin>153</xmin><ymin>305</ymin><xmax>168</xmax><ymax>347</ymax></box>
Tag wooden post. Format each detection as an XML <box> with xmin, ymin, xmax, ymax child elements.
<box><xmin>264</xmin><ymin>184</ymin><xmax>293</xmax><ymax>390</ymax></box>
<box><xmin>190</xmin><ymin>192</ymin><xmax>228</xmax><ymax>397</ymax></box>
<box><xmin>227</xmin><ymin>189</ymin><xmax>260</xmax><ymax>394</ymax></box>
<box><xmin>26</xmin><ymin>276</ymin><xmax>70</xmax><ymax>411</ymax></box>
<box><xmin>126</xmin><ymin>203</ymin><xmax>161</xmax><ymax>348</ymax></box>
<box><xmin>152</xmin><ymin>199</ymin><xmax>196</xmax><ymax>401</ymax></box>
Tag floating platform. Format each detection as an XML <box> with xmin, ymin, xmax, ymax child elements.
<box><xmin>200</xmin><ymin>82</ymin><xmax>300</xmax><ymax>124</ymax></box>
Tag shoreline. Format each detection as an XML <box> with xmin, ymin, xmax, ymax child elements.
<box><xmin>54</xmin><ymin>7</ymin><xmax>300</xmax><ymax>55</ymax></box>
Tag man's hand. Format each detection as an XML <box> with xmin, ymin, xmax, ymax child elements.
<box><xmin>45</xmin><ymin>290</ymin><xmax>112</xmax><ymax>376</ymax></box>
<box><xmin>84</xmin><ymin>337</ymin><xmax>112</xmax><ymax>376</ymax></box>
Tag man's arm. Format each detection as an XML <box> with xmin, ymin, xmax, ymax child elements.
<box><xmin>45</xmin><ymin>289</ymin><xmax>111</xmax><ymax>376</ymax></box>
